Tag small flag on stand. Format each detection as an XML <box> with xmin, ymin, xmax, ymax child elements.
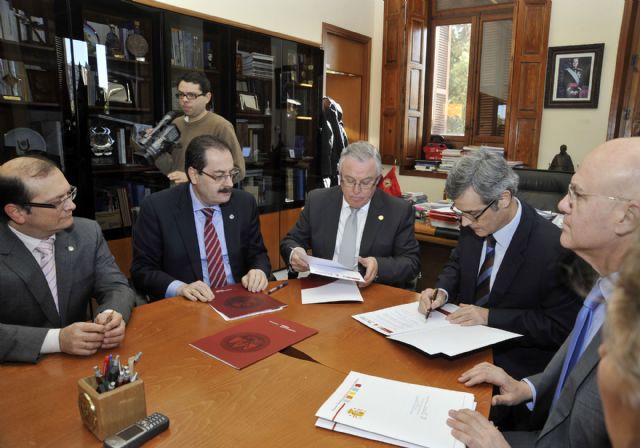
<box><xmin>377</xmin><ymin>165</ymin><xmax>402</xmax><ymax>197</ymax></box>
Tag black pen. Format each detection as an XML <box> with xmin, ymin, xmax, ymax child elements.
<box><xmin>268</xmin><ymin>282</ymin><xmax>288</xmax><ymax>294</ymax></box>
<box><xmin>425</xmin><ymin>288</ymin><xmax>438</xmax><ymax>320</ymax></box>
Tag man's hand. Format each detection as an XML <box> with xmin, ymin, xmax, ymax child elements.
<box><xmin>418</xmin><ymin>288</ymin><xmax>446</xmax><ymax>314</ymax></box>
<box><xmin>459</xmin><ymin>362</ymin><xmax>532</xmax><ymax>406</ymax></box>
<box><xmin>357</xmin><ymin>256</ymin><xmax>378</xmax><ymax>288</ymax></box>
<box><xmin>59</xmin><ymin>322</ymin><xmax>106</xmax><ymax>356</ymax></box>
<box><xmin>447</xmin><ymin>303</ymin><xmax>489</xmax><ymax>326</ymax></box>
<box><xmin>167</xmin><ymin>171</ymin><xmax>188</xmax><ymax>184</ymax></box>
<box><xmin>95</xmin><ymin>311</ymin><xmax>126</xmax><ymax>349</ymax></box>
<box><xmin>242</xmin><ymin>269</ymin><xmax>268</xmax><ymax>292</ymax></box>
<box><xmin>290</xmin><ymin>247</ymin><xmax>310</xmax><ymax>273</ymax></box>
<box><xmin>447</xmin><ymin>409</ymin><xmax>510</xmax><ymax>448</ymax></box>
<box><xmin>177</xmin><ymin>281</ymin><xmax>215</xmax><ymax>302</ymax></box>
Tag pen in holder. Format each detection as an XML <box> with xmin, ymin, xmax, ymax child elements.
<box><xmin>77</xmin><ymin>376</ymin><xmax>146</xmax><ymax>441</ymax></box>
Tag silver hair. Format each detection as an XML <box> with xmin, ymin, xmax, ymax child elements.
<box><xmin>445</xmin><ymin>148</ymin><xmax>519</xmax><ymax>204</ymax></box>
<box><xmin>337</xmin><ymin>141</ymin><xmax>383</xmax><ymax>177</ymax></box>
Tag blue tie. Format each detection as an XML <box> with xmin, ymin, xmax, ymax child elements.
<box><xmin>552</xmin><ymin>283</ymin><xmax>604</xmax><ymax>405</ymax></box>
<box><xmin>475</xmin><ymin>235</ymin><xmax>496</xmax><ymax>306</ymax></box>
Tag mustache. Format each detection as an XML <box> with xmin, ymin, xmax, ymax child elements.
<box><xmin>218</xmin><ymin>187</ymin><xmax>233</xmax><ymax>194</ymax></box>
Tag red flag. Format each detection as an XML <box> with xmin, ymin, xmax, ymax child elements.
<box><xmin>377</xmin><ymin>166</ymin><xmax>402</xmax><ymax>197</ymax></box>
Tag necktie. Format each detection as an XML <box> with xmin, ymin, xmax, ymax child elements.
<box><xmin>35</xmin><ymin>237</ymin><xmax>59</xmax><ymax>312</ymax></box>
<box><xmin>202</xmin><ymin>208</ymin><xmax>227</xmax><ymax>288</ymax></box>
<box><xmin>338</xmin><ymin>207</ymin><xmax>359</xmax><ymax>269</ymax></box>
<box><xmin>552</xmin><ymin>283</ymin><xmax>604</xmax><ymax>405</ymax></box>
<box><xmin>475</xmin><ymin>235</ymin><xmax>496</xmax><ymax>306</ymax></box>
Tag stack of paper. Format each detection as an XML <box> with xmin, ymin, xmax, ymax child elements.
<box><xmin>316</xmin><ymin>371</ymin><xmax>475</xmax><ymax>447</ymax></box>
<box><xmin>300</xmin><ymin>276</ymin><xmax>363</xmax><ymax>304</ymax></box>
<box><xmin>353</xmin><ymin>303</ymin><xmax>521</xmax><ymax>356</ymax></box>
<box><xmin>300</xmin><ymin>253</ymin><xmax>364</xmax><ymax>282</ymax></box>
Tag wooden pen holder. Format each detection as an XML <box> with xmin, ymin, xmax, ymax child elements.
<box><xmin>77</xmin><ymin>376</ymin><xmax>146</xmax><ymax>441</ymax></box>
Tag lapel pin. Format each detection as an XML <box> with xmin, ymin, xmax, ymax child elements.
<box><xmin>229</xmin><ymin>214</ymin><xmax>235</xmax><ymax>220</ymax></box>
<box><xmin>378</xmin><ymin>215</ymin><xmax>384</xmax><ymax>221</ymax></box>
<box><xmin>67</xmin><ymin>246</ymin><xmax>75</xmax><ymax>252</ymax></box>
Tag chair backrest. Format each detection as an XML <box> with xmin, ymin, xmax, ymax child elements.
<box><xmin>514</xmin><ymin>167</ymin><xmax>572</xmax><ymax>212</ymax></box>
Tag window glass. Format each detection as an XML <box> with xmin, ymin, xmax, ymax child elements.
<box><xmin>436</xmin><ymin>0</ymin><xmax>512</xmax><ymax>12</ymax></box>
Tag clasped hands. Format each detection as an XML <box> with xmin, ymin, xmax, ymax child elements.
<box><xmin>59</xmin><ymin>310</ymin><xmax>125</xmax><ymax>356</ymax></box>
<box><xmin>177</xmin><ymin>269</ymin><xmax>269</xmax><ymax>302</ymax></box>
<box><xmin>290</xmin><ymin>246</ymin><xmax>377</xmax><ymax>288</ymax></box>
<box><xmin>417</xmin><ymin>288</ymin><xmax>489</xmax><ymax>325</ymax></box>
<box><xmin>446</xmin><ymin>362</ymin><xmax>534</xmax><ymax>447</ymax></box>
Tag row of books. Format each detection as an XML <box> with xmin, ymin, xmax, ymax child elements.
<box><xmin>169</xmin><ymin>27</ymin><xmax>205</xmax><ymax>69</ymax></box>
<box><xmin>235</xmin><ymin>119</ymin><xmax>264</xmax><ymax>160</ymax></box>
<box><xmin>94</xmin><ymin>183</ymin><xmax>152</xmax><ymax>230</ymax></box>
<box><xmin>239</xmin><ymin>51</ymin><xmax>274</xmax><ymax>79</ymax></box>
<box><xmin>243</xmin><ymin>169</ymin><xmax>273</xmax><ymax>207</ymax></box>
<box><xmin>0</xmin><ymin>0</ymin><xmax>47</xmax><ymax>44</ymax></box>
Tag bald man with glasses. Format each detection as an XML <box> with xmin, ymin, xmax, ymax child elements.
<box><xmin>417</xmin><ymin>149</ymin><xmax>581</xmax><ymax>391</ymax></box>
<box><xmin>280</xmin><ymin>141</ymin><xmax>420</xmax><ymax>289</ymax></box>
<box><xmin>0</xmin><ymin>156</ymin><xmax>135</xmax><ymax>363</ymax></box>
<box><xmin>131</xmin><ymin>135</ymin><xmax>270</xmax><ymax>302</ymax></box>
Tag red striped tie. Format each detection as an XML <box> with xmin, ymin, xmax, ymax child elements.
<box><xmin>202</xmin><ymin>208</ymin><xmax>227</xmax><ymax>288</ymax></box>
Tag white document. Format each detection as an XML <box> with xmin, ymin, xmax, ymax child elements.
<box><xmin>315</xmin><ymin>371</ymin><xmax>476</xmax><ymax>448</ymax></box>
<box><xmin>301</xmin><ymin>279</ymin><xmax>363</xmax><ymax>304</ymax></box>
<box><xmin>300</xmin><ymin>253</ymin><xmax>364</xmax><ymax>282</ymax></box>
<box><xmin>353</xmin><ymin>303</ymin><xmax>521</xmax><ymax>356</ymax></box>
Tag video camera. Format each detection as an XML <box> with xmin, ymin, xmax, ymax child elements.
<box><xmin>133</xmin><ymin>111</ymin><xmax>181</xmax><ymax>165</ymax></box>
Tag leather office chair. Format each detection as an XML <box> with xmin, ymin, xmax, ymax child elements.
<box><xmin>514</xmin><ymin>167</ymin><xmax>572</xmax><ymax>212</ymax></box>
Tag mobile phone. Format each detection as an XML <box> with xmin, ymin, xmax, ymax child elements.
<box><xmin>103</xmin><ymin>412</ymin><xmax>169</xmax><ymax>448</ymax></box>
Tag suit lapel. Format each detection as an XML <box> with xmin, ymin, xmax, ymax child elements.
<box><xmin>173</xmin><ymin>186</ymin><xmax>202</xmax><ymax>280</ymax></box>
<box><xmin>539</xmin><ymin>330</ymin><xmax>602</xmax><ymax>440</ymax></box>
<box><xmin>0</xmin><ymin>224</ymin><xmax>61</xmax><ymax>325</ymax></box>
<box><xmin>489</xmin><ymin>203</ymin><xmax>533</xmax><ymax>301</ymax></box>
<box><xmin>54</xmin><ymin>230</ymin><xmax>74</xmax><ymax>325</ymax></box>
<box><xmin>220</xmin><ymin>195</ymin><xmax>238</xmax><ymax>275</ymax></box>
<box><xmin>323</xmin><ymin>187</ymin><xmax>343</xmax><ymax>257</ymax></box>
<box><xmin>359</xmin><ymin>190</ymin><xmax>385</xmax><ymax>256</ymax></box>
<box><xmin>459</xmin><ymin>230</ymin><xmax>484</xmax><ymax>303</ymax></box>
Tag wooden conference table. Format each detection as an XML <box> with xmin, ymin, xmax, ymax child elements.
<box><xmin>0</xmin><ymin>281</ymin><xmax>492</xmax><ymax>447</ymax></box>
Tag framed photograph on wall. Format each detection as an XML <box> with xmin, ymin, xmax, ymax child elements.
<box><xmin>544</xmin><ymin>43</ymin><xmax>604</xmax><ymax>108</ymax></box>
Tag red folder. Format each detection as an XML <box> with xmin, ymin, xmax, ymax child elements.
<box><xmin>209</xmin><ymin>284</ymin><xmax>287</xmax><ymax>320</ymax></box>
<box><xmin>190</xmin><ymin>316</ymin><xmax>318</xmax><ymax>369</ymax></box>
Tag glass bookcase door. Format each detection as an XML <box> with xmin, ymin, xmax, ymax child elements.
<box><xmin>0</xmin><ymin>0</ymin><xmax>67</xmax><ymax>169</ymax></box>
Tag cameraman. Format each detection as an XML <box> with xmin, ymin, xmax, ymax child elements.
<box><xmin>155</xmin><ymin>72</ymin><xmax>245</xmax><ymax>184</ymax></box>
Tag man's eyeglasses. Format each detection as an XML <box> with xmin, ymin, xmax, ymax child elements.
<box><xmin>340</xmin><ymin>175</ymin><xmax>379</xmax><ymax>190</ymax></box>
<box><xmin>451</xmin><ymin>199</ymin><xmax>497</xmax><ymax>222</ymax></box>
<box><xmin>22</xmin><ymin>186</ymin><xmax>77</xmax><ymax>209</ymax></box>
<box><xmin>175</xmin><ymin>91</ymin><xmax>206</xmax><ymax>101</ymax></box>
<box><xmin>200</xmin><ymin>169</ymin><xmax>240</xmax><ymax>183</ymax></box>
<box><xmin>567</xmin><ymin>183</ymin><xmax>630</xmax><ymax>205</ymax></box>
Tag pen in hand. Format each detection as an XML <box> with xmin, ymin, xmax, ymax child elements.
<box><xmin>267</xmin><ymin>282</ymin><xmax>289</xmax><ymax>294</ymax></box>
<box><xmin>425</xmin><ymin>288</ymin><xmax>438</xmax><ymax>320</ymax></box>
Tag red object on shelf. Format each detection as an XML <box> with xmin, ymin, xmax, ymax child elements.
<box><xmin>423</xmin><ymin>143</ymin><xmax>446</xmax><ymax>160</ymax></box>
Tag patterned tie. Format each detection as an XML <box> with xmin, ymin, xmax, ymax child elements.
<box><xmin>35</xmin><ymin>237</ymin><xmax>59</xmax><ymax>312</ymax></box>
<box><xmin>475</xmin><ymin>235</ymin><xmax>496</xmax><ymax>306</ymax></box>
<box><xmin>202</xmin><ymin>208</ymin><xmax>227</xmax><ymax>288</ymax></box>
<box><xmin>552</xmin><ymin>283</ymin><xmax>604</xmax><ymax>405</ymax></box>
<box><xmin>338</xmin><ymin>207</ymin><xmax>359</xmax><ymax>268</ymax></box>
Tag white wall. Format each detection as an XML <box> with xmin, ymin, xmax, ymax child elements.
<box><xmin>538</xmin><ymin>0</ymin><xmax>625</xmax><ymax>169</ymax></box>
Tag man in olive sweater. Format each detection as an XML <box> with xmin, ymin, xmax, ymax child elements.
<box><xmin>156</xmin><ymin>71</ymin><xmax>245</xmax><ymax>184</ymax></box>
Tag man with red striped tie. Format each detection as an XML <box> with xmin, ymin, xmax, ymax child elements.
<box><xmin>131</xmin><ymin>135</ymin><xmax>271</xmax><ymax>302</ymax></box>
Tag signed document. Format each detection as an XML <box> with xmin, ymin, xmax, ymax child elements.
<box><xmin>299</xmin><ymin>253</ymin><xmax>364</xmax><ymax>282</ymax></box>
<box><xmin>300</xmin><ymin>276</ymin><xmax>363</xmax><ymax>304</ymax></box>
<box><xmin>209</xmin><ymin>284</ymin><xmax>287</xmax><ymax>321</ymax></box>
<box><xmin>353</xmin><ymin>303</ymin><xmax>521</xmax><ymax>356</ymax></box>
<box><xmin>190</xmin><ymin>316</ymin><xmax>317</xmax><ymax>369</ymax></box>
<box><xmin>316</xmin><ymin>371</ymin><xmax>475</xmax><ymax>448</ymax></box>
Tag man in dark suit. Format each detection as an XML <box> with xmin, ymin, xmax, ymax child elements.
<box><xmin>446</xmin><ymin>138</ymin><xmax>640</xmax><ymax>448</ymax></box>
<box><xmin>418</xmin><ymin>149</ymin><xmax>580</xmax><ymax>381</ymax></box>
<box><xmin>280</xmin><ymin>141</ymin><xmax>420</xmax><ymax>289</ymax></box>
<box><xmin>131</xmin><ymin>135</ymin><xmax>270</xmax><ymax>302</ymax></box>
<box><xmin>0</xmin><ymin>156</ymin><xmax>134</xmax><ymax>363</ymax></box>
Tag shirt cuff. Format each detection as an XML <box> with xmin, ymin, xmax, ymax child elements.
<box><xmin>289</xmin><ymin>246</ymin><xmax>303</xmax><ymax>266</ymax></box>
<box><xmin>166</xmin><ymin>280</ymin><xmax>186</xmax><ymax>298</ymax></box>
<box><xmin>522</xmin><ymin>378</ymin><xmax>537</xmax><ymax>410</ymax></box>
<box><xmin>41</xmin><ymin>329</ymin><xmax>61</xmax><ymax>354</ymax></box>
<box><xmin>440</xmin><ymin>288</ymin><xmax>449</xmax><ymax>304</ymax></box>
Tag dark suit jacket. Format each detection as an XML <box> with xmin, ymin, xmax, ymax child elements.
<box><xmin>131</xmin><ymin>185</ymin><xmax>271</xmax><ymax>300</ymax></box>
<box><xmin>436</xmin><ymin>201</ymin><xmax>580</xmax><ymax>379</ymax></box>
<box><xmin>504</xmin><ymin>330</ymin><xmax>610</xmax><ymax>448</ymax></box>
<box><xmin>0</xmin><ymin>218</ymin><xmax>135</xmax><ymax>363</ymax></box>
<box><xmin>280</xmin><ymin>187</ymin><xmax>420</xmax><ymax>288</ymax></box>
